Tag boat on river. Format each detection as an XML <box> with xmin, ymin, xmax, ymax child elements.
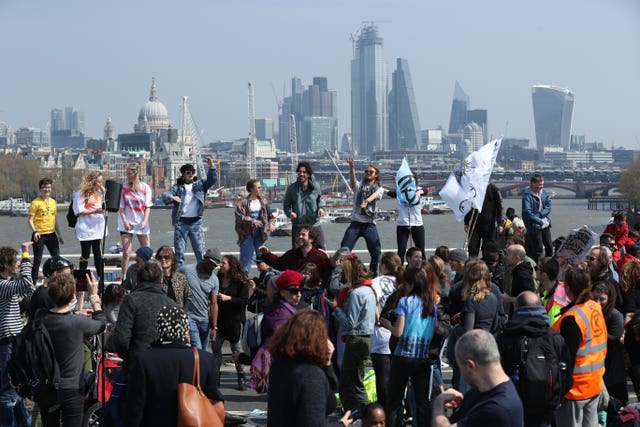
<box><xmin>0</xmin><ymin>198</ymin><xmax>30</xmax><ymax>216</ymax></box>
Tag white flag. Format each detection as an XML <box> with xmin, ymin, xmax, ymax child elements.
<box><xmin>438</xmin><ymin>138</ymin><xmax>502</xmax><ymax>222</ymax></box>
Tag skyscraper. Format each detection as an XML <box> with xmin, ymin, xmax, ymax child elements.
<box><xmin>51</xmin><ymin>109</ymin><xmax>65</xmax><ymax>132</ymax></box>
<box><xmin>448</xmin><ymin>81</ymin><xmax>469</xmax><ymax>134</ymax></box>
<box><xmin>388</xmin><ymin>58</ymin><xmax>421</xmax><ymax>150</ymax></box>
<box><xmin>531</xmin><ymin>85</ymin><xmax>575</xmax><ymax>151</ymax></box>
<box><xmin>467</xmin><ymin>109</ymin><xmax>488</xmax><ymax>144</ymax></box>
<box><xmin>351</xmin><ymin>25</ymin><xmax>388</xmax><ymax>155</ymax></box>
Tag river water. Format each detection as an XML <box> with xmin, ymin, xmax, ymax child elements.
<box><xmin>3</xmin><ymin>198</ymin><xmax>614</xmax><ymax>261</ymax></box>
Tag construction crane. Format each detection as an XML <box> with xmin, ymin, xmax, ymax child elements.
<box><xmin>247</xmin><ymin>82</ymin><xmax>257</xmax><ymax>178</ymax></box>
<box><xmin>180</xmin><ymin>96</ymin><xmax>207</xmax><ymax>179</ymax></box>
<box><xmin>289</xmin><ymin>114</ymin><xmax>298</xmax><ymax>174</ymax></box>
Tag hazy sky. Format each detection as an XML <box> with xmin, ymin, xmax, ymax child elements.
<box><xmin>1</xmin><ymin>0</ymin><xmax>639</xmax><ymax>149</ymax></box>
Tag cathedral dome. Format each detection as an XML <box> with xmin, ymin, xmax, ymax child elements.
<box><xmin>135</xmin><ymin>78</ymin><xmax>170</xmax><ymax>132</ymax></box>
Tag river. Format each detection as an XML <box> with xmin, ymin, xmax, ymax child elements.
<box><xmin>2</xmin><ymin>198</ymin><xmax>614</xmax><ymax>261</ymax></box>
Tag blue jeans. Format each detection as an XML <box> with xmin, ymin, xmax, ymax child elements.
<box><xmin>0</xmin><ymin>344</ymin><xmax>30</xmax><ymax>427</ymax></box>
<box><xmin>189</xmin><ymin>317</ymin><xmax>211</xmax><ymax>351</ymax></box>
<box><xmin>340</xmin><ymin>222</ymin><xmax>382</xmax><ymax>275</ymax></box>
<box><xmin>174</xmin><ymin>218</ymin><xmax>206</xmax><ymax>269</ymax></box>
<box><xmin>239</xmin><ymin>228</ymin><xmax>265</xmax><ymax>274</ymax></box>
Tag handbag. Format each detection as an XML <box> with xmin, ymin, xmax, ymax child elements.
<box><xmin>177</xmin><ymin>347</ymin><xmax>225</xmax><ymax>427</ymax></box>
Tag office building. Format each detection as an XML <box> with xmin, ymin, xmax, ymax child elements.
<box><xmin>467</xmin><ymin>109</ymin><xmax>488</xmax><ymax>144</ymax></box>
<box><xmin>255</xmin><ymin>118</ymin><xmax>273</xmax><ymax>141</ymax></box>
<box><xmin>531</xmin><ymin>85</ymin><xmax>575</xmax><ymax>151</ymax></box>
<box><xmin>351</xmin><ymin>25</ymin><xmax>388</xmax><ymax>155</ymax></box>
<box><xmin>448</xmin><ymin>81</ymin><xmax>469</xmax><ymax>134</ymax></box>
<box><xmin>388</xmin><ymin>58</ymin><xmax>421</xmax><ymax>150</ymax></box>
<box><xmin>51</xmin><ymin>109</ymin><xmax>65</xmax><ymax>132</ymax></box>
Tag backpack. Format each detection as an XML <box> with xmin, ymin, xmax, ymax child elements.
<box><xmin>66</xmin><ymin>202</ymin><xmax>78</xmax><ymax>228</ymax></box>
<box><xmin>7</xmin><ymin>316</ymin><xmax>60</xmax><ymax>401</ymax></box>
<box><xmin>248</xmin><ymin>346</ymin><xmax>271</xmax><ymax>394</ymax></box>
<box><xmin>511</xmin><ymin>331</ymin><xmax>573</xmax><ymax>411</ymax></box>
<box><xmin>242</xmin><ymin>313</ymin><xmax>263</xmax><ymax>355</ymax></box>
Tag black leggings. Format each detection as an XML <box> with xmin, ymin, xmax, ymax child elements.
<box><xmin>80</xmin><ymin>239</ymin><xmax>103</xmax><ymax>278</ymax></box>
<box><xmin>40</xmin><ymin>388</ymin><xmax>84</xmax><ymax>427</ymax></box>
<box><xmin>396</xmin><ymin>225</ymin><xmax>425</xmax><ymax>262</ymax></box>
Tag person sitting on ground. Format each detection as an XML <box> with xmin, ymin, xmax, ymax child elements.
<box><xmin>340</xmin><ymin>402</ymin><xmax>386</xmax><ymax>427</ymax></box>
<box><xmin>432</xmin><ymin>329</ymin><xmax>524</xmax><ymax>427</ymax></box>
<box><xmin>261</xmin><ymin>270</ymin><xmax>303</xmax><ymax>343</ymax></box>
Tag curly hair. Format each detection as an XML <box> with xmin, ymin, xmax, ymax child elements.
<box><xmin>0</xmin><ymin>246</ymin><xmax>17</xmax><ymax>272</ymax></box>
<box><xmin>622</xmin><ymin>260</ymin><xmax>640</xmax><ymax>292</ymax></box>
<box><xmin>462</xmin><ymin>259</ymin><xmax>492</xmax><ymax>302</ymax></box>
<box><xmin>268</xmin><ymin>309</ymin><xmax>329</xmax><ymax>366</ymax></box>
<box><xmin>220</xmin><ymin>255</ymin><xmax>251</xmax><ymax>287</ymax></box>
<box><xmin>80</xmin><ymin>171</ymin><xmax>104</xmax><ymax>198</ymax></box>
<box><xmin>428</xmin><ymin>256</ymin><xmax>448</xmax><ymax>289</ymax></box>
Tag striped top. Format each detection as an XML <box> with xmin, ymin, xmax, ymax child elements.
<box><xmin>0</xmin><ymin>259</ymin><xmax>34</xmax><ymax>339</ymax></box>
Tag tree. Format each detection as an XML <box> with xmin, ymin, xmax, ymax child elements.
<box><xmin>619</xmin><ymin>158</ymin><xmax>640</xmax><ymax>203</ymax></box>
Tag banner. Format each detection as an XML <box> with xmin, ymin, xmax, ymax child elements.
<box><xmin>438</xmin><ymin>138</ymin><xmax>502</xmax><ymax>222</ymax></box>
<box><xmin>555</xmin><ymin>225</ymin><xmax>599</xmax><ymax>265</ymax></box>
<box><xmin>395</xmin><ymin>158</ymin><xmax>421</xmax><ymax>208</ymax></box>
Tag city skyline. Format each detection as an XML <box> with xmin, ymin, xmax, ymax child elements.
<box><xmin>0</xmin><ymin>0</ymin><xmax>638</xmax><ymax>149</ymax></box>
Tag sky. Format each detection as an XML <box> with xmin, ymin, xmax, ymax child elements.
<box><xmin>1</xmin><ymin>0</ymin><xmax>639</xmax><ymax>149</ymax></box>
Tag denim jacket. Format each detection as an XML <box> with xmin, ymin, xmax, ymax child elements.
<box><xmin>161</xmin><ymin>167</ymin><xmax>217</xmax><ymax>226</ymax></box>
<box><xmin>333</xmin><ymin>285</ymin><xmax>376</xmax><ymax>336</ymax></box>
<box><xmin>521</xmin><ymin>186</ymin><xmax>551</xmax><ymax>234</ymax></box>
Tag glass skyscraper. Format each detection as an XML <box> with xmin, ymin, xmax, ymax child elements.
<box><xmin>531</xmin><ymin>85</ymin><xmax>574</xmax><ymax>151</ymax></box>
<box><xmin>351</xmin><ymin>25</ymin><xmax>387</xmax><ymax>155</ymax></box>
<box><xmin>388</xmin><ymin>58</ymin><xmax>421</xmax><ymax>150</ymax></box>
<box><xmin>448</xmin><ymin>81</ymin><xmax>469</xmax><ymax>134</ymax></box>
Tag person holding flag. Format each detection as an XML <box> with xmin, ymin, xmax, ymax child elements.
<box><xmin>463</xmin><ymin>182</ymin><xmax>504</xmax><ymax>257</ymax></box>
<box><xmin>387</xmin><ymin>158</ymin><xmax>426</xmax><ymax>262</ymax></box>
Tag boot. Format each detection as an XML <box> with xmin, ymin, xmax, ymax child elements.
<box><xmin>237</xmin><ymin>372</ymin><xmax>247</xmax><ymax>391</ymax></box>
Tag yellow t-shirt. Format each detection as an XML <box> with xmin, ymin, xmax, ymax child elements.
<box><xmin>28</xmin><ymin>197</ymin><xmax>57</xmax><ymax>234</ymax></box>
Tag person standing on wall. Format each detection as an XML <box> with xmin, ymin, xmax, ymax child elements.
<box><xmin>522</xmin><ymin>173</ymin><xmax>553</xmax><ymax>263</ymax></box>
<box><xmin>162</xmin><ymin>157</ymin><xmax>217</xmax><ymax>269</ymax></box>
<box><xmin>28</xmin><ymin>177</ymin><xmax>64</xmax><ymax>283</ymax></box>
<box><xmin>340</xmin><ymin>158</ymin><xmax>386</xmax><ymax>276</ymax></box>
<box><xmin>117</xmin><ymin>163</ymin><xmax>152</xmax><ymax>277</ymax></box>
<box><xmin>464</xmin><ymin>182</ymin><xmax>503</xmax><ymax>258</ymax></box>
<box><xmin>283</xmin><ymin>161</ymin><xmax>326</xmax><ymax>249</ymax></box>
<box><xmin>235</xmin><ymin>178</ymin><xmax>275</xmax><ymax>274</ymax></box>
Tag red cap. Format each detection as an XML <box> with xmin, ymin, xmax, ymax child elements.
<box><xmin>275</xmin><ymin>270</ymin><xmax>304</xmax><ymax>291</ymax></box>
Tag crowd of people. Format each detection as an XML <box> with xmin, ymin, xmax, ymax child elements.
<box><xmin>2</xmin><ymin>163</ymin><xmax>640</xmax><ymax>427</ymax></box>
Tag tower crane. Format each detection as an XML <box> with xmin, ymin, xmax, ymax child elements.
<box><xmin>247</xmin><ymin>82</ymin><xmax>257</xmax><ymax>178</ymax></box>
<box><xmin>289</xmin><ymin>114</ymin><xmax>298</xmax><ymax>174</ymax></box>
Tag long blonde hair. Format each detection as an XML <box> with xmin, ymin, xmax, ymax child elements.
<box><xmin>126</xmin><ymin>163</ymin><xmax>143</xmax><ymax>191</ymax></box>
<box><xmin>462</xmin><ymin>259</ymin><xmax>492</xmax><ymax>302</ymax></box>
<box><xmin>80</xmin><ymin>171</ymin><xmax>103</xmax><ymax>198</ymax></box>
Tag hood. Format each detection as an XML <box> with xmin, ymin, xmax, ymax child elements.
<box><xmin>503</xmin><ymin>311</ymin><xmax>550</xmax><ymax>337</ymax></box>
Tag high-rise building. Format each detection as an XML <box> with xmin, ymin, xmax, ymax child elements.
<box><xmin>351</xmin><ymin>25</ymin><xmax>387</xmax><ymax>155</ymax></box>
<box><xmin>388</xmin><ymin>58</ymin><xmax>421</xmax><ymax>150</ymax></box>
<box><xmin>51</xmin><ymin>109</ymin><xmax>65</xmax><ymax>132</ymax></box>
<box><xmin>531</xmin><ymin>85</ymin><xmax>575</xmax><ymax>151</ymax></box>
<box><xmin>279</xmin><ymin>76</ymin><xmax>337</xmax><ymax>153</ymax></box>
<box><xmin>255</xmin><ymin>118</ymin><xmax>273</xmax><ymax>140</ymax></box>
<box><xmin>467</xmin><ymin>109</ymin><xmax>488</xmax><ymax>144</ymax></box>
<box><xmin>448</xmin><ymin>81</ymin><xmax>469</xmax><ymax>134</ymax></box>
<box><xmin>64</xmin><ymin>107</ymin><xmax>84</xmax><ymax>134</ymax></box>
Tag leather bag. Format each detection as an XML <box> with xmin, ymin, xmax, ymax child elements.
<box><xmin>177</xmin><ymin>347</ymin><xmax>225</xmax><ymax>427</ymax></box>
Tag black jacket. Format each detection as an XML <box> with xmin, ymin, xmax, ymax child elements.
<box><xmin>125</xmin><ymin>343</ymin><xmax>224</xmax><ymax>427</ymax></box>
<box><xmin>464</xmin><ymin>183</ymin><xmax>503</xmax><ymax>232</ymax></box>
<box><xmin>106</xmin><ymin>282</ymin><xmax>177</xmax><ymax>370</ymax></box>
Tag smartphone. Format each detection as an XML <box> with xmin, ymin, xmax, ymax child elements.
<box><xmin>73</xmin><ymin>269</ymin><xmax>90</xmax><ymax>279</ymax></box>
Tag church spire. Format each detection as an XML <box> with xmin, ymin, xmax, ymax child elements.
<box><xmin>149</xmin><ymin>77</ymin><xmax>158</xmax><ymax>102</ymax></box>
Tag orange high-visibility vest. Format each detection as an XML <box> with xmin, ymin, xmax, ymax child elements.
<box><xmin>552</xmin><ymin>299</ymin><xmax>607</xmax><ymax>400</ymax></box>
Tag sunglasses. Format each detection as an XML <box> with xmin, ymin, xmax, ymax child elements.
<box><xmin>184</xmin><ymin>171</ymin><xmax>195</xmax><ymax>175</ymax></box>
<box><xmin>158</xmin><ymin>255</ymin><xmax>173</xmax><ymax>261</ymax></box>
<box><xmin>365</xmin><ymin>170</ymin><xmax>376</xmax><ymax>174</ymax></box>
<box><xmin>285</xmin><ymin>288</ymin><xmax>301</xmax><ymax>294</ymax></box>
<box><xmin>587</xmin><ymin>256</ymin><xmax>597</xmax><ymax>262</ymax></box>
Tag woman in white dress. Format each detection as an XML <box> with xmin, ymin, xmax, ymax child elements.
<box><xmin>117</xmin><ymin>163</ymin><xmax>152</xmax><ymax>276</ymax></box>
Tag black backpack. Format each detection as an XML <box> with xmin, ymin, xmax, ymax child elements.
<box><xmin>66</xmin><ymin>202</ymin><xmax>77</xmax><ymax>228</ymax></box>
<box><xmin>511</xmin><ymin>330</ymin><xmax>573</xmax><ymax>411</ymax></box>
<box><xmin>7</xmin><ymin>316</ymin><xmax>60</xmax><ymax>401</ymax></box>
